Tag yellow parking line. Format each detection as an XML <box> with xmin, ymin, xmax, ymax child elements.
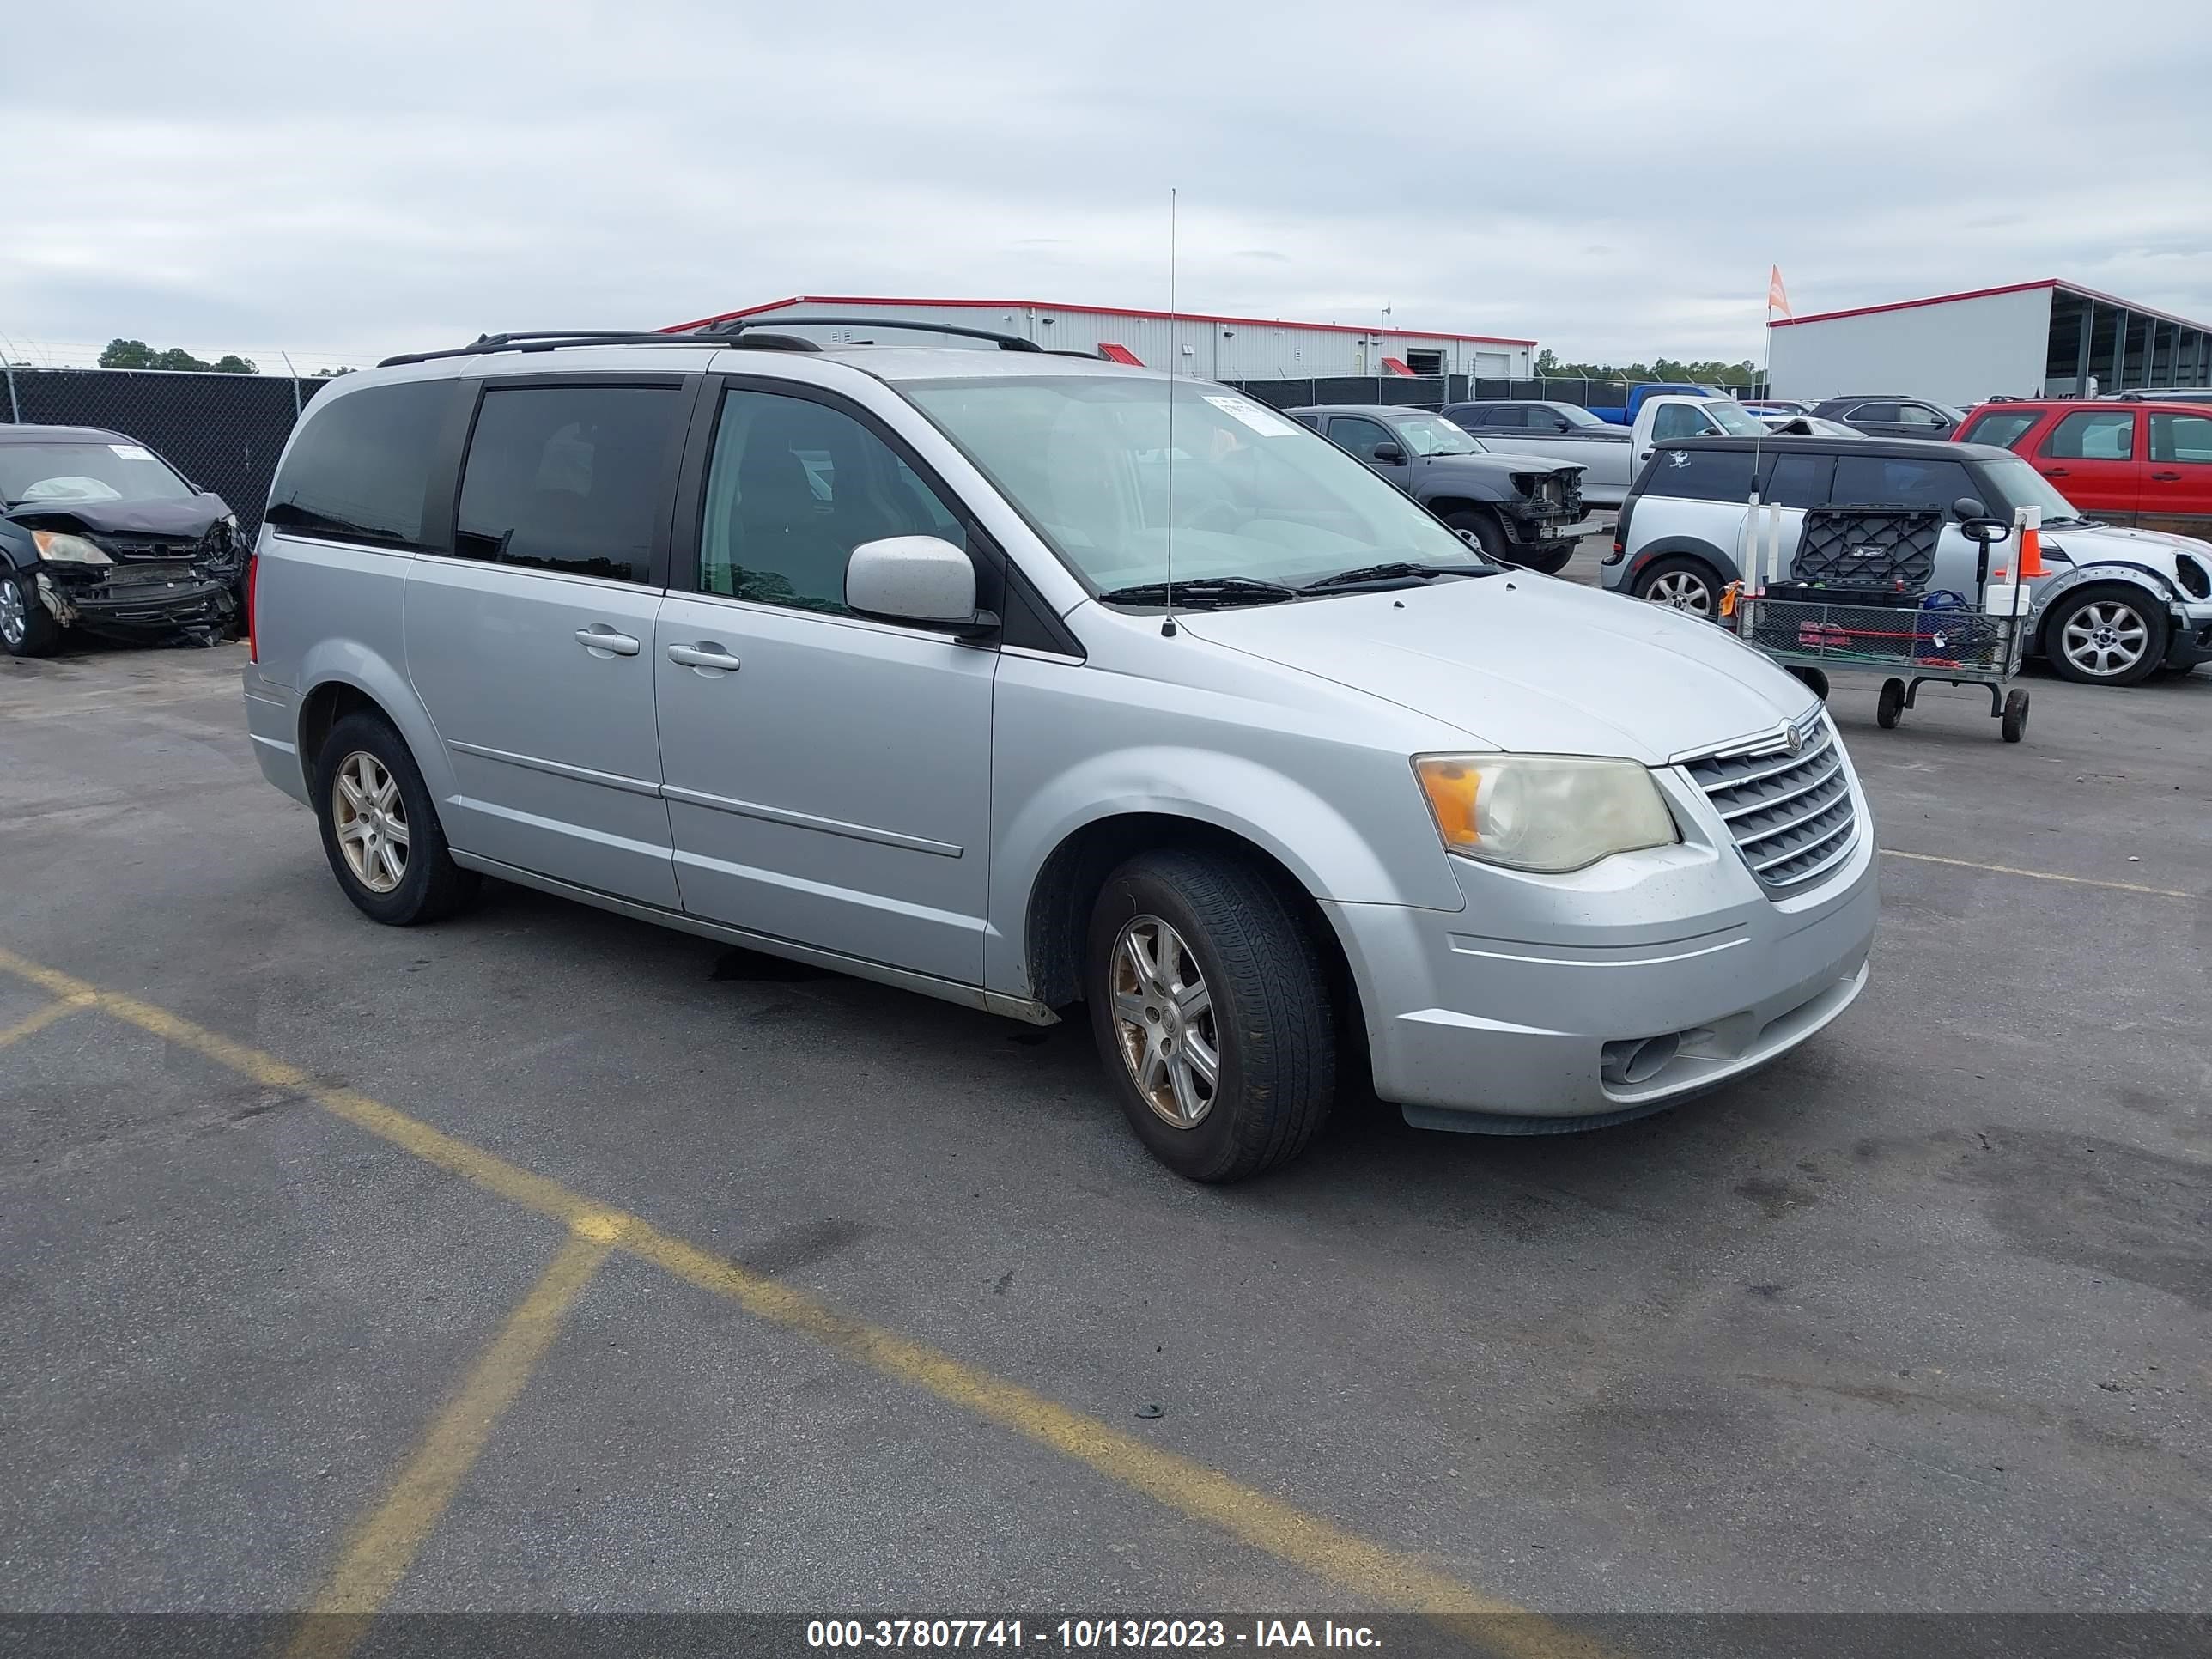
<box><xmin>284</xmin><ymin>1224</ymin><xmax>618</xmax><ymax>1659</ymax></box>
<box><xmin>1880</xmin><ymin>847</ymin><xmax>2198</xmax><ymax>900</ymax></box>
<box><xmin>0</xmin><ymin>947</ymin><xmax>1605</xmax><ymax>1659</ymax></box>
<box><xmin>0</xmin><ymin>992</ymin><xmax>95</xmax><ymax>1050</ymax></box>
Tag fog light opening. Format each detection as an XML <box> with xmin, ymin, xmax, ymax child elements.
<box><xmin>1601</xmin><ymin>1031</ymin><xmax>1681</xmax><ymax>1087</ymax></box>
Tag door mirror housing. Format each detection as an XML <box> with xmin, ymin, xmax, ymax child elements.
<box><xmin>845</xmin><ymin>537</ymin><xmax>994</xmax><ymax>637</ymax></box>
<box><xmin>1950</xmin><ymin>495</ymin><xmax>1988</xmax><ymax>521</ymax></box>
<box><xmin>1370</xmin><ymin>442</ymin><xmax>1407</xmax><ymax>465</ymax></box>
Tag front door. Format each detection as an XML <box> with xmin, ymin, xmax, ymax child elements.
<box><xmin>404</xmin><ymin>377</ymin><xmax>691</xmax><ymax>907</ymax></box>
<box><xmin>1326</xmin><ymin>416</ymin><xmax>1409</xmax><ymax>490</ymax></box>
<box><xmin>654</xmin><ymin>382</ymin><xmax>996</xmax><ymax>986</ymax></box>
<box><xmin>2142</xmin><ymin>409</ymin><xmax>2212</xmax><ymax>536</ymax></box>
<box><xmin>2035</xmin><ymin>407</ymin><xmax>2141</xmax><ymax>525</ymax></box>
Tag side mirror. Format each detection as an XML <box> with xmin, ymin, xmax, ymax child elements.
<box><xmin>845</xmin><ymin>536</ymin><xmax>994</xmax><ymax>637</ymax></box>
<box><xmin>1548</xmin><ymin>418</ymin><xmax>1571</xmax><ymax>433</ymax></box>
<box><xmin>1370</xmin><ymin>442</ymin><xmax>1407</xmax><ymax>465</ymax></box>
<box><xmin>1950</xmin><ymin>495</ymin><xmax>1987</xmax><ymax>521</ymax></box>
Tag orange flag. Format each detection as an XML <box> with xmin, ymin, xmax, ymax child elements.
<box><xmin>1767</xmin><ymin>265</ymin><xmax>1793</xmax><ymax>318</ymax></box>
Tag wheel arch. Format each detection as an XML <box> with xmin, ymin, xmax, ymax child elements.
<box><xmin>1021</xmin><ymin>812</ymin><xmax>1368</xmax><ymax>1054</ymax></box>
<box><xmin>293</xmin><ymin>643</ymin><xmax>457</xmax><ymax>811</ymax></box>
<box><xmin>1630</xmin><ymin>536</ymin><xmax>1739</xmax><ymax>589</ymax></box>
<box><xmin>2031</xmin><ymin>567</ymin><xmax>2179</xmax><ymax>658</ymax></box>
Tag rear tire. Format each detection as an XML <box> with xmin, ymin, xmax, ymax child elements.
<box><xmin>1632</xmin><ymin>555</ymin><xmax>1722</xmax><ymax>620</ymax></box>
<box><xmin>2002</xmin><ymin>688</ymin><xmax>2029</xmax><ymax>743</ymax></box>
<box><xmin>1876</xmin><ymin>678</ymin><xmax>1905</xmax><ymax>729</ymax></box>
<box><xmin>1085</xmin><ymin>850</ymin><xmax>1335</xmax><ymax>1182</ymax></box>
<box><xmin>0</xmin><ymin>568</ymin><xmax>63</xmax><ymax>658</ymax></box>
<box><xmin>313</xmin><ymin>711</ymin><xmax>480</xmax><ymax>926</ymax></box>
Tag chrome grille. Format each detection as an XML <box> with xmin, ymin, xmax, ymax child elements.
<box><xmin>1682</xmin><ymin>712</ymin><xmax>1858</xmax><ymax>893</ymax></box>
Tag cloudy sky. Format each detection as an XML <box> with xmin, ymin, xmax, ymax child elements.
<box><xmin>5</xmin><ymin>0</ymin><xmax>2207</xmax><ymax>372</ymax></box>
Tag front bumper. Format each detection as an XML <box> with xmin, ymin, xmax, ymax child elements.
<box><xmin>1328</xmin><ymin>760</ymin><xmax>1878</xmax><ymax>1131</ymax></box>
<box><xmin>38</xmin><ymin>564</ymin><xmax>239</xmax><ymax>638</ymax></box>
<box><xmin>2165</xmin><ymin>599</ymin><xmax>2212</xmax><ymax>668</ymax></box>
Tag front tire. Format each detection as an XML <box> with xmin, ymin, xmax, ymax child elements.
<box><xmin>2044</xmin><ymin>587</ymin><xmax>2167</xmax><ymax>686</ymax></box>
<box><xmin>0</xmin><ymin>568</ymin><xmax>63</xmax><ymax>658</ymax></box>
<box><xmin>1632</xmin><ymin>555</ymin><xmax>1722</xmax><ymax>620</ymax></box>
<box><xmin>313</xmin><ymin>711</ymin><xmax>479</xmax><ymax>925</ymax></box>
<box><xmin>1443</xmin><ymin>507</ymin><xmax>1510</xmax><ymax>564</ymax></box>
<box><xmin>1085</xmin><ymin>850</ymin><xmax>1335</xmax><ymax>1182</ymax></box>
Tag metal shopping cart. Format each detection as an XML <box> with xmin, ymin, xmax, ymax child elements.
<box><xmin>1727</xmin><ymin>503</ymin><xmax>2031</xmax><ymax>742</ymax></box>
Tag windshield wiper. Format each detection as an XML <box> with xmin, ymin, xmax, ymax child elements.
<box><xmin>1299</xmin><ymin>562</ymin><xmax>1499</xmax><ymax>592</ymax></box>
<box><xmin>1095</xmin><ymin>576</ymin><xmax>1300</xmax><ymax>608</ymax></box>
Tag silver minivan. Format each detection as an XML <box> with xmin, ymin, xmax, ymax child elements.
<box><xmin>244</xmin><ymin>324</ymin><xmax>1878</xmax><ymax>1181</ymax></box>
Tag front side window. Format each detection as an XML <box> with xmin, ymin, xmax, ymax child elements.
<box><xmin>1470</xmin><ymin>406</ymin><xmax>1525</xmax><ymax>428</ymax></box>
<box><xmin>1701</xmin><ymin>400</ymin><xmax>1772</xmax><ymax>436</ymax></box>
<box><xmin>1762</xmin><ymin>452</ymin><xmax>1832</xmax><ymax>509</ymax></box>
<box><xmin>696</xmin><ymin>388</ymin><xmax>967</xmax><ymax>615</ymax></box>
<box><xmin>897</xmin><ymin>374</ymin><xmax>1476</xmax><ymax>593</ymax></box>
<box><xmin>453</xmin><ymin>384</ymin><xmax>679</xmax><ymax>583</ymax></box>
<box><xmin>2150</xmin><ymin>412</ymin><xmax>2212</xmax><ymax>463</ymax></box>
<box><xmin>1832</xmin><ymin>453</ymin><xmax>1976</xmax><ymax>509</ymax></box>
<box><xmin>268</xmin><ymin>380</ymin><xmax>452</xmax><ymax>547</ymax></box>
<box><xmin>1651</xmin><ymin>404</ymin><xmax>1713</xmax><ymax>441</ymax></box>
<box><xmin>1897</xmin><ymin>403</ymin><xmax>1949</xmax><ymax>429</ymax></box>
<box><xmin>2043</xmin><ymin>410</ymin><xmax>2136</xmax><ymax>461</ymax></box>
<box><xmin>1959</xmin><ymin>410</ymin><xmax>2041</xmax><ymax>450</ymax></box>
<box><xmin>0</xmin><ymin>442</ymin><xmax>195</xmax><ymax>507</ymax></box>
<box><xmin>1326</xmin><ymin>416</ymin><xmax>1397</xmax><ymax>461</ymax></box>
<box><xmin>1550</xmin><ymin>404</ymin><xmax>1608</xmax><ymax>429</ymax></box>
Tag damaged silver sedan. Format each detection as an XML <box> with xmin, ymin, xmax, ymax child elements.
<box><xmin>1</xmin><ymin>424</ymin><xmax>247</xmax><ymax>658</ymax></box>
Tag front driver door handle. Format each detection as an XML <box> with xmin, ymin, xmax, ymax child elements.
<box><xmin>574</xmin><ymin>624</ymin><xmax>641</xmax><ymax>657</ymax></box>
<box><xmin>2043</xmin><ymin>466</ymin><xmax>2070</xmax><ymax>477</ymax></box>
<box><xmin>2150</xmin><ymin>470</ymin><xmax>2183</xmax><ymax>481</ymax></box>
<box><xmin>667</xmin><ymin>641</ymin><xmax>740</xmax><ymax>673</ymax></box>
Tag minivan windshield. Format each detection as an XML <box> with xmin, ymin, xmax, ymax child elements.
<box><xmin>899</xmin><ymin>376</ymin><xmax>1485</xmax><ymax>594</ymax></box>
<box><xmin>0</xmin><ymin>442</ymin><xmax>196</xmax><ymax>507</ymax></box>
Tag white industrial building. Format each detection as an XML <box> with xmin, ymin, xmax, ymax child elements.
<box><xmin>1769</xmin><ymin>279</ymin><xmax>2212</xmax><ymax>405</ymax></box>
<box><xmin>666</xmin><ymin>295</ymin><xmax>1536</xmax><ymax>382</ymax></box>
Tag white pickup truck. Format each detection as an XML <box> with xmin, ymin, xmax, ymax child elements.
<box><xmin>1627</xmin><ymin>393</ymin><xmax>1777</xmax><ymax>466</ymax></box>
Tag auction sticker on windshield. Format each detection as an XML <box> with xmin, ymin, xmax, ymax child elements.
<box><xmin>107</xmin><ymin>444</ymin><xmax>157</xmax><ymax>461</ymax></box>
<box><xmin>1202</xmin><ymin>395</ymin><xmax>1300</xmax><ymax>438</ymax></box>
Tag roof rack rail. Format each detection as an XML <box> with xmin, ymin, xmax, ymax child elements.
<box><xmin>695</xmin><ymin>316</ymin><xmax>1045</xmax><ymax>353</ymax></box>
<box><xmin>378</xmin><ymin>331</ymin><xmax>723</xmax><ymax>368</ymax></box>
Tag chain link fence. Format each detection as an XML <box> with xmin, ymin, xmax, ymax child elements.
<box><xmin>1</xmin><ymin>366</ymin><xmax>332</xmax><ymax>532</ymax></box>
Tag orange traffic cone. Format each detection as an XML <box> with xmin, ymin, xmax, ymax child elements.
<box><xmin>2017</xmin><ymin>520</ymin><xmax>2050</xmax><ymax>579</ymax></box>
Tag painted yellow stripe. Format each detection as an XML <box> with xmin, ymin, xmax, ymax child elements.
<box><xmin>0</xmin><ymin>992</ymin><xmax>95</xmax><ymax>1049</ymax></box>
<box><xmin>284</xmin><ymin>1225</ymin><xmax>616</xmax><ymax>1659</ymax></box>
<box><xmin>0</xmin><ymin>947</ymin><xmax>1607</xmax><ymax>1659</ymax></box>
<box><xmin>1880</xmin><ymin>847</ymin><xmax>2198</xmax><ymax>900</ymax></box>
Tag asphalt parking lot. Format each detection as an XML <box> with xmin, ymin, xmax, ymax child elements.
<box><xmin>3</xmin><ymin>548</ymin><xmax>2208</xmax><ymax>1649</ymax></box>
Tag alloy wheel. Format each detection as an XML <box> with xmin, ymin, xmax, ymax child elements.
<box><xmin>1109</xmin><ymin>915</ymin><xmax>1220</xmax><ymax>1129</ymax></box>
<box><xmin>0</xmin><ymin>580</ymin><xmax>25</xmax><ymax>647</ymax></box>
<box><xmin>2059</xmin><ymin>599</ymin><xmax>2148</xmax><ymax>679</ymax></box>
<box><xmin>331</xmin><ymin>750</ymin><xmax>410</xmax><ymax>894</ymax></box>
<box><xmin>1645</xmin><ymin>570</ymin><xmax>1712</xmax><ymax>616</ymax></box>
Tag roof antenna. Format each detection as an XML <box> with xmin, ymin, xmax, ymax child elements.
<box><xmin>1162</xmin><ymin>185</ymin><xmax>1180</xmax><ymax>638</ymax></box>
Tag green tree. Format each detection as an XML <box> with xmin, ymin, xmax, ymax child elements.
<box><xmin>311</xmin><ymin>366</ymin><xmax>354</xmax><ymax>378</ymax></box>
<box><xmin>97</xmin><ymin>337</ymin><xmax>258</xmax><ymax>374</ymax></box>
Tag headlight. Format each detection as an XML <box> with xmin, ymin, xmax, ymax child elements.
<box><xmin>1413</xmin><ymin>753</ymin><xmax>1678</xmax><ymax>872</ymax></box>
<box><xmin>30</xmin><ymin>531</ymin><xmax>111</xmax><ymax>566</ymax></box>
<box><xmin>2177</xmin><ymin>554</ymin><xmax>2209</xmax><ymax>600</ymax></box>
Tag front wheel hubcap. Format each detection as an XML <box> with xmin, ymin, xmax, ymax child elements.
<box><xmin>2060</xmin><ymin>601</ymin><xmax>2148</xmax><ymax>677</ymax></box>
<box><xmin>0</xmin><ymin>580</ymin><xmax>26</xmax><ymax>647</ymax></box>
<box><xmin>1110</xmin><ymin>915</ymin><xmax>1220</xmax><ymax>1129</ymax></box>
<box><xmin>332</xmin><ymin>750</ymin><xmax>410</xmax><ymax>894</ymax></box>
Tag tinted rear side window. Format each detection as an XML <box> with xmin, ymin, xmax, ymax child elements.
<box><xmin>1646</xmin><ymin>447</ymin><xmax>1758</xmax><ymax>501</ymax></box>
<box><xmin>1832</xmin><ymin>453</ymin><xmax>1975</xmax><ymax>509</ymax></box>
<box><xmin>1761</xmin><ymin>451</ymin><xmax>1832</xmax><ymax>508</ymax></box>
<box><xmin>266</xmin><ymin>380</ymin><xmax>453</xmax><ymax>547</ymax></box>
<box><xmin>453</xmin><ymin>385</ymin><xmax>681</xmax><ymax>584</ymax></box>
<box><xmin>1959</xmin><ymin>410</ymin><xmax>2040</xmax><ymax>450</ymax></box>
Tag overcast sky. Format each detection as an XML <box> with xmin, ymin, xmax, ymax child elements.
<box><xmin>4</xmin><ymin>0</ymin><xmax>2207</xmax><ymax>372</ymax></box>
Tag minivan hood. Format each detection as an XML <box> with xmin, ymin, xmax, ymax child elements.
<box><xmin>1183</xmin><ymin>575</ymin><xmax>1814</xmax><ymax>763</ymax></box>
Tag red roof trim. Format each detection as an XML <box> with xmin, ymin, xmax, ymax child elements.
<box><xmin>1381</xmin><ymin>356</ymin><xmax>1414</xmax><ymax>377</ymax></box>
<box><xmin>1769</xmin><ymin>278</ymin><xmax>2212</xmax><ymax>335</ymax></box>
<box><xmin>662</xmin><ymin>294</ymin><xmax>1537</xmax><ymax>347</ymax></box>
<box><xmin>1096</xmin><ymin>342</ymin><xmax>1143</xmax><ymax>365</ymax></box>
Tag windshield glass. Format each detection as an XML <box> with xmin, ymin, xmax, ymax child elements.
<box><xmin>1701</xmin><ymin>401</ymin><xmax>1771</xmax><ymax>437</ymax></box>
<box><xmin>1553</xmin><ymin>404</ymin><xmax>1608</xmax><ymax>429</ymax></box>
<box><xmin>1978</xmin><ymin>454</ymin><xmax>2090</xmax><ymax>522</ymax></box>
<box><xmin>0</xmin><ymin>442</ymin><xmax>195</xmax><ymax>506</ymax></box>
<box><xmin>899</xmin><ymin>376</ymin><xmax>1484</xmax><ymax>592</ymax></box>
<box><xmin>1389</xmin><ymin>414</ymin><xmax>1481</xmax><ymax>456</ymax></box>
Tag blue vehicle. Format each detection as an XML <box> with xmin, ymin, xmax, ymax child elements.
<box><xmin>1588</xmin><ymin>383</ymin><xmax>1731</xmax><ymax>426</ymax></box>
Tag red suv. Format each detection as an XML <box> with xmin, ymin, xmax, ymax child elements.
<box><xmin>1954</xmin><ymin>399</ymin><xmax>2212</xmax><ymax>538</ymax></box>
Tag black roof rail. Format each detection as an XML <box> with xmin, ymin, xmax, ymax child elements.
<box><xmin>377</xmin><ymin>331</ymin><xmax>725</xmax><ymax>368</ymax></box>
<box><xmin>695</xmin><ymin>316</ymin><xmax>1045</xmax><ymax>353</ymax></box>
